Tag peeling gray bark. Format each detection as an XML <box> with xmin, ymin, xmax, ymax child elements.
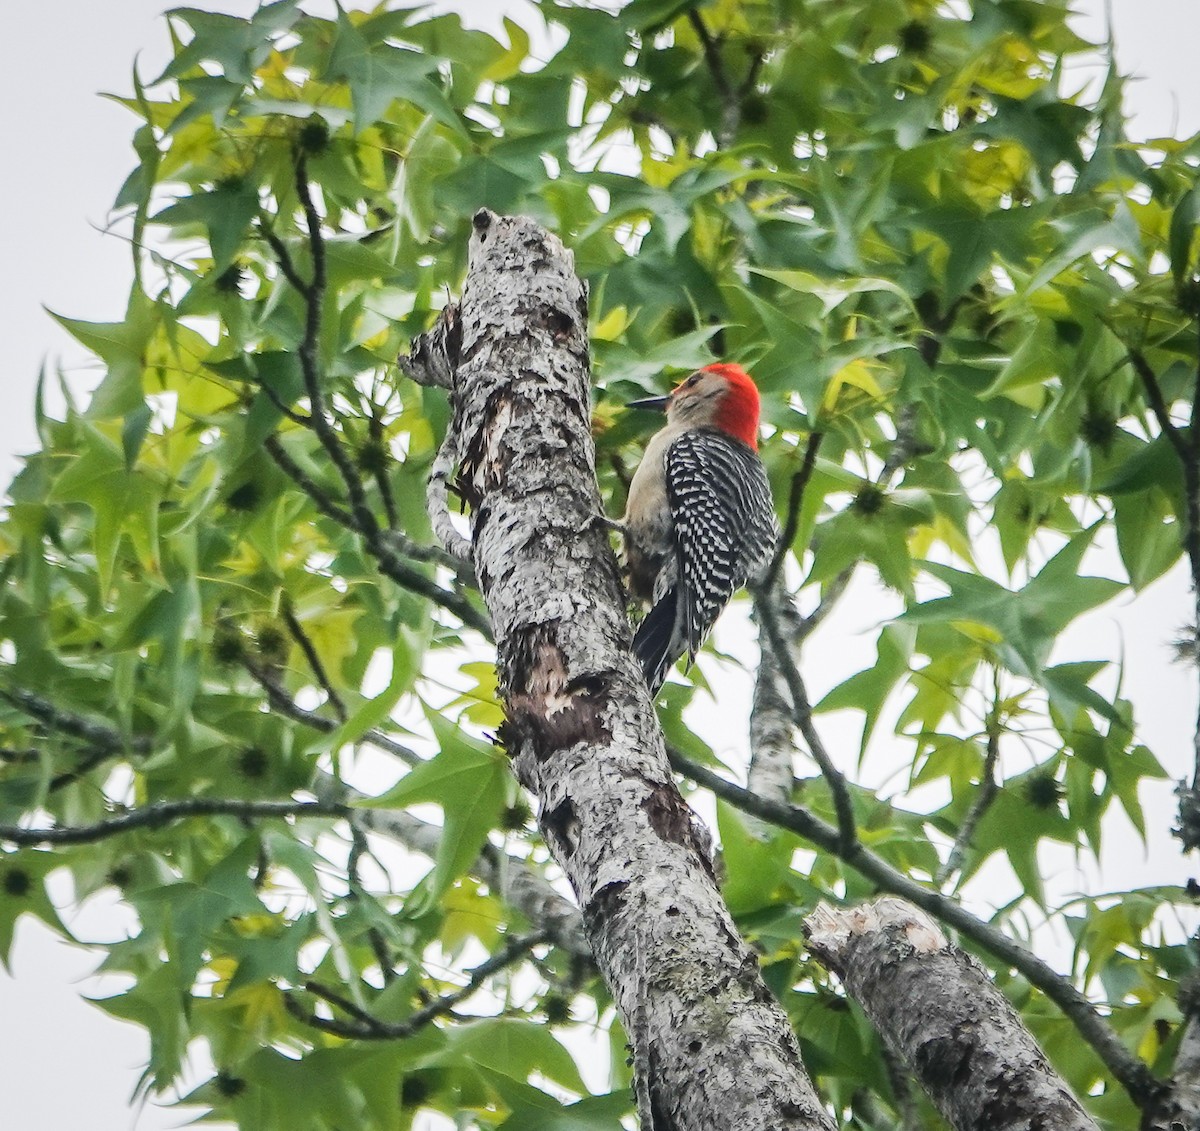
<box><xmin>748</xmin><ymin>585</ymin><xmax>802</xmax><ymax>815</ymax></box>
<box><xmin>412</xmin><ymin>210</ymin><xmax>833</xmax><ymax>1131</ymax></box>
<box><xmin>805</xmin><ymin>898</ymin><xmax>1100</xmax><ymax>1131</ymax></box>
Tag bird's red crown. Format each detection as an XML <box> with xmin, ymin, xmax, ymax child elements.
<box><xmin>702</xmin><ymin>362</ymin><xmax>761</xmax><ymax>450</ymax></box>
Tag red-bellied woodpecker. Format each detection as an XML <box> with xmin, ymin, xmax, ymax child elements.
<box><xmin>621</xmin><ymin>363</ymin><xmax>779</xmax><ymax>692</ymax></box>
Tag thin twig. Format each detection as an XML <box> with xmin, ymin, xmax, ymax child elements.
<box><xmin>373</xmin><ymin>550</ymin><xmax>491</xmax><ymax>638</ymax></box>
<box><xmin>687</xmin><ymin>9</ymin><xmax>739</xmax><ymax>147</ymax></box>
<box><xmin>264</xmin><ymin>435</ymin><xmax>356</xmax><ymax>528</ymax></box>
<box><xmin>379</xmin><ymin>529</ymin><xmax>470</xmax><ymax>572</ymax></box>
<box><xmin>1130</xmin><ymin>349</ymin><xmax>1191</xmax><ymax>461</ymax></box>
<box><xmin>763</xmin><ymin>430</ymin><xmax>823</xmax><ymax>591</ymax></box>
<box><xmin>756</xmin><ymin>597</ymin><xmax>857</xmax><ymax>853</ymax></box>
<box><xmin>687</xmin><ymin>9</ymin><xmax>731</xmax><ymax>95</ymax></box>
<box><xmin>666</xmin><ymin>748</ymin><xmax>1161</xmax><ymax>1108</ymax></box>
<box><xmin>265</xmin><ymin>432</ymin><xmax>487</xmax><ymax>634</ymax></box>
<box><xmin>258</xmin><ymin>220</ymin><xmax>310</xmax><ymax>297</ymax></box>
<box><xmin>0</xmin><ymin>688</ymin><xmax>150</xmax><ymax>755</ymax></box>
<box><xmin>346</xmin><ymin>825</ymin><xmax>396</xmax><ymax>984</ymax></box>
<box><xmin>286</xmin><ymin>930</ymin><xmax>550</xmax><ymax>1041</ymax></box>
<box><xmin>879</xmin><ymin>402</ymin><xmax>921</xmax><ymax>484</ymax></box>
<box><xmin>0</xmin><ymin>798</ymin><xmax>348</xmax><ymax>846</ymax></box>
<box><xmin>368</xmin><ymin>416</ymin><xmax>400</xmax><ymax>532</ymax></box>
<box><xmin>1128</xmin><ymin>348</ymin><xmax>1200</xmax><ymax>792</ymax></box>
<box><xmin>688</xmin><ymin>9</ymin><xmax>731</xmax><ymax>96</ymax></box>
<box><xmin>797</xmin><ymin>566</ymin><xmax>854</xmax><ymax>641</ymax></box>
<box><xmin>936</xmin><ymin>667</ymin><xmax>1003</xmax><ymax>886</ymax></box>
<box><xmin>292</xmin><ymin>155</ymin><xmax>380</xmax><ymax>541</ymax></box>
<box><xmin>281</xmin><ymin>597</ymin><xmax>347</xmax><ymax>723</ymax></box>
<box><xmin>311</xmin><ymin>770</ymin><xmax>592</xmax><ymax>958</ymax></box>
<box><xmin>239</xmin><ymin>657</ymin><xmax>421</xmax><ymax>764</ymax></box>
<box><xmin>305</xmin><ymin>979</ymin><xmax>380</xmax><ymax>1027</ymax></box>
<box><xmin>242</xmin><ymin>656</ymin><xmax>326</xmax><ymax>729</ymax></box>
<box><xmin>257</xmin><ymin>378</ymin><xmax>311</xmax><ymax>426</ymax></box>
<box><xmin>0</xmin><ymin>689</ymin><xmax>150</xmax><ymax>791</ymax></box>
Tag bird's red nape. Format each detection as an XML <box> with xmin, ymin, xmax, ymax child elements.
<box><xmin>701</xmin><ymin>362</ymin><xmax>761</xmax><ymax>450</ymax></box>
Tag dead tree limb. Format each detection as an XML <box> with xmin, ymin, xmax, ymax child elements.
<box><xmin>805</xmin><ymin>898</ymin><xmax>1100</xmax><ymax>1131</ymax></box>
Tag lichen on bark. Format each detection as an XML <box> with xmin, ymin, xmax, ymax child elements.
<box><xmin>407</xmin><ymin>209</ymin><xmax>833</xmax><ymax>1131</ymax></box>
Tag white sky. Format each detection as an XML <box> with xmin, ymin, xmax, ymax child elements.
<box><xmin>1</xmin><ymin>2</ymin><xmax>1198</xmax><ymax>1128</ymax></box>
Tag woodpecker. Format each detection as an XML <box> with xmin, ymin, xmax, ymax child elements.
<box><xmin>621</xmin><ymin>363</ymin><xmax>779</xmax><ymax>692</ymax></box>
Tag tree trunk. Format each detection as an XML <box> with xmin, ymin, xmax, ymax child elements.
<box><xmin>424</xmin><ymin>209</ymin><xmax>834</xmax><ymax>1131</ymax></box>
<box><xmin>805</xmin><ymin>898</ymin><xmax>1100</xmax><ymax>1131</ymax></box>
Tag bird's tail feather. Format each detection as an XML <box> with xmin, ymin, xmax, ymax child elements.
<box><xmin>632</xmin><ymin>587</ymin><xmax>680</xmax><ymax>693</ymax></box>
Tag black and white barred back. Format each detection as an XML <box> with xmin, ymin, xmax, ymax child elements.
<box><xmin>632</xmin><ymin>427</ymin><xmax>779</xmax><ymax>692</ymax></box>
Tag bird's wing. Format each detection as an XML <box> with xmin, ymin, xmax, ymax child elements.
<box><xmin>664</xmin><ymin>428</ymin><xmax>778</xmax><ymax>661</ymax></box>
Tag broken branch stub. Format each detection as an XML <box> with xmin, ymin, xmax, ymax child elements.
<box><xmin>437</xmin><ymin>209</ymin><xmax>832</xmax><ymax>1131</ymax></box>
<box><xmin>805</xmin><ymin>898</ymin><xmax>1100</xmax><ymax>1131</ymax></box>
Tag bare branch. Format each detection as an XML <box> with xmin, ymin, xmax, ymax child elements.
<box><xmin>311</xmin><ymin>770</ymin><xmax>591</xmax><ymax>958</ymax></box>
<box><xmin>806</xmin><ymin>899</ymin><xmax>1101</xmax><ymax>1130</ymax></box>
<box><xmin>239</xmin><ymin>656</ymin><xmax>421</xmax><ymax>765</ymax></box>
<box><xmin>257</xmin><ymin>219</ymin><xmax>310</xmax><ymax>297</ymax></box>
<box><xmin>373</xmin><ymin>549</ymin><xmax>492</xmax><ymax>638</ymax></box>
<box><xmin>286</xmin><ymin>930</ymin><xmax>550</xmax><ymax>1041</ymax></box>
<box><xmin>797</xmin><ymin>566</ymin><xmax>854</xmax><ymax>641</ymax></box>
<box><xmin>755</xmin><ymin>597</ymin><xmax>857</xmax><ymax>853</ymax></box>
<box><xmin>367</xmin><ymin>416</ymin><xmax>400</xmax><ymax>531</ymax></box>
<box><xmin>937</xmin><ymin>666</ymin><xmax>1003</xmax><ymax>886</ymax></box>
<box><xmin>763</xmin><ymin>430</ymin><xmax>822</xmax><ymax>591</ymax></box>
<box><xmin>291</xmin><ymin>155</ymin><xmax>379</xmax><ymax>540</ymax></box>
<box><xmin>0</xmin><ymin>687</ymin><xmax>152</xmax><ymax>790</ymax></box>
<box><xmin>1127</xmin><ymin>347</ymin><xmax>1200</xmax><ymax>821</ymax></box>
<box><xmin>426</xmin><ymin>412</ymin><xmax>474</xmax><ymax>565</ymax></box>
<box><xmin>264</xmin><ymin>434</ymin><xmax>356</xmax><ymax>528</ymax></box>
<box><xmin>281</xmin><ymin>597</ymin><xmax>347</xmax><ymax>723</ymax></box>
<box><xmin>1130</xmin><ymin>348</ymin><xmax>1192</xmax><ymax>462</ymax></box>
<box><xmin>878</xmin><ymin>402</ymin><xmax>921</xmax><ymax>485</ymax></box>
<box><xmin>0</xmin><ymin>798</ymin><xmax>348</xmax><ymax>846</ymax></box>
<box><xmin>687</xmin><ymin>9</ymin><xmax>739</xmax><ymax>146</ymax></box>
<box><xmin>668</xmin><ymin>749</ymin><xmax>1160</xmax><ymax>1108</ymax></box>
<box><xmin>264</xmin><ymin>434</ymin><xmax>487</xmax><ymax>634</ymax></box>
<box><xmin>0</xmin><ymin>687</ymin><xmax>150</xmax><ymax>755</ymax></box>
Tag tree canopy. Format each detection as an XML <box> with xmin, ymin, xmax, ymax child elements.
<box><xmin>1</xmin><ymin>1</ymin><xmax>1198</xmax><ymax>1128</ymax></box>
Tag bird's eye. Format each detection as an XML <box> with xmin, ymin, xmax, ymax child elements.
<box><xmin>684</xmin><ymin>373</ymin><xmax>702</xmax><ymax>388</ymax></box>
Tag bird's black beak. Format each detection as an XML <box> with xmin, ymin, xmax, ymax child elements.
<box><xmin>626</xmin><ymin>394</ymin><xmax>671</xmax><ymax>412</ymax></box>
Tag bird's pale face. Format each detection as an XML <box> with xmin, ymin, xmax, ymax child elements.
<box><xmin>666</xmin><ymin>370</ymin><xmax>727</xmax><ymax>428</ymax></box>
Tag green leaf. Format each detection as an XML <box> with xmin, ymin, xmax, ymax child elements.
<box><xmin>1169</xmin><ymin>186</ymin><xmax>1200</xmax><ymax>286</ymax></box>
<box><xmin>449</xmin><ymin>1017</ymin><xmax>586</xmax><ymax>1093</ymax></box>
<box><xmin>327</xmin><ymin>10</ymin><xmax>466</xmax><ymax>137</ymax></box>
<box><xmin>47</xmin><ymin>425</ymin><xmax>164</xmax><ymax>592</ymax></box>
<box><xmin>1114</xmin><ymin>487</ymin><xmax>1184</xmax><ymax>590</ymax></box>
<box><xmin>52</xmin><ymin>296</ymin><xmax>157</xmax><ymax>419</ymax></box>
<box><xmin>319</xmin><ymin>633</ymin><xmax>420</xmax><ymax>753</ymax></box>
<box><xmin>151</xmin><ymin>180</ymin><xmax>261</xmax><ymax>272</ymax></box>
<box><xmin>0</xmin><ymin>851</ymin><xmax>71</xmax><ymax>971</ymax></box>
<box><xmin>752</xmin><ymin>268</ymin><xmax>915</xmax><ymax>317</ymax></box>
<box><xmin>1107</xmin><ymin>744</ymin><xmax>1169</xmax><ymax>838</ymax></box>
<box><xmin>817</xmin><ymin>624</ymin><xmax>915</xmax><ymax>759</ymax></box>
<box><xmin>716</xmin><ymin>801</ymin><xmax>796</xmax><ymax>915</ymax></box>
<box><xmin>905</xmin><ymin>528</ymin><xmax>1121</xmax><ymax>679</ymax></box>
<box><xmin>359</xmin><ymin>710</ymin><xmax>507</xmax><ymax>903</ymax></box>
